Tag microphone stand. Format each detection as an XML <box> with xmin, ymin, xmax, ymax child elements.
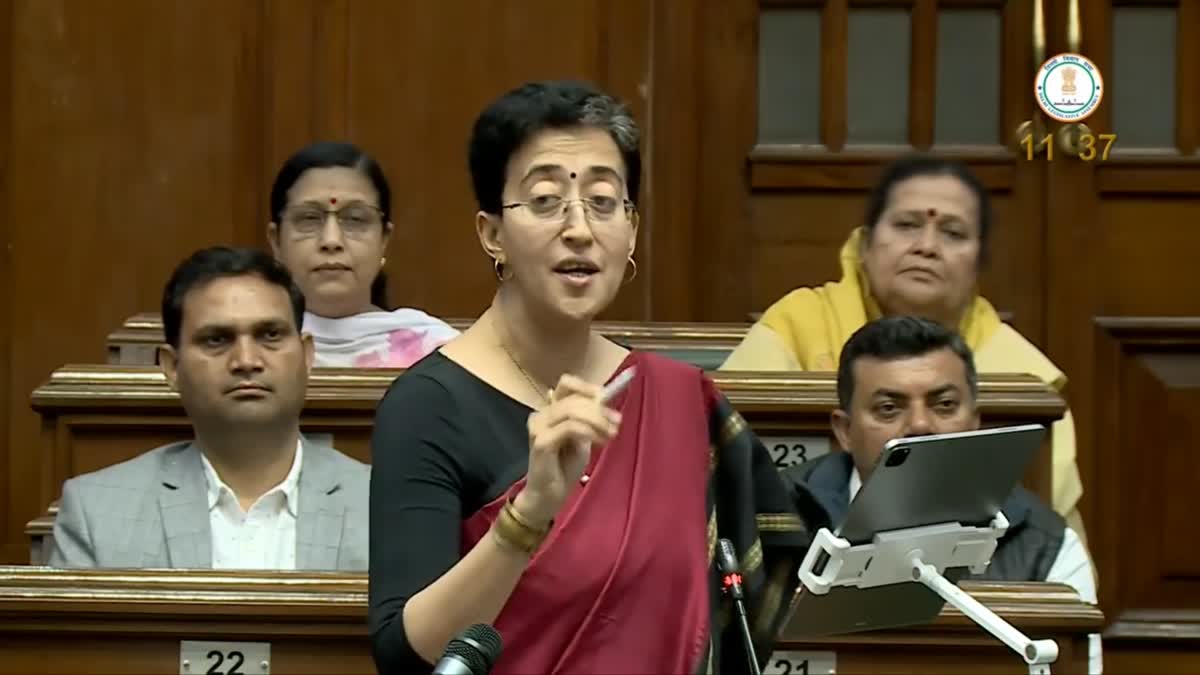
<box><xmin>719</xmin><ymin>538</ymin><xmax>762</xmax><ymax>675</ymax></box>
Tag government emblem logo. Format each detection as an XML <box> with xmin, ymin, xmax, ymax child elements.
<box><xmin>1035</xmin><ymin>53</ymin><xmax>1103</xmax><ymax>122</ymax></box>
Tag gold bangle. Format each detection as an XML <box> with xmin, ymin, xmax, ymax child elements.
<box><xmin>492</xmin><ymin>497</ymin><xmax>552</xmax><ymax>554</ymax></box>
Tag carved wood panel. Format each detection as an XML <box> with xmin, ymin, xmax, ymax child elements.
<box><xmin>1093</xmin><ymin>318</ymin><xmax>1200</xmax><ymax>657</ymax></box>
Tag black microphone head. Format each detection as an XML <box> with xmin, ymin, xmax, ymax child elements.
<box><xmin>451</xmin><ymin>623</ymin><xmax>503</xmax><ymax>672</ymax></box>
<box><xmin>717</xmin><ymin>538</ymin><xmax>740</xmax><ymax>574</ymax></box>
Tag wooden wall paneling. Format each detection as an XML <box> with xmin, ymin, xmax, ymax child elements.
<box><xmin>1042</xmin><ymin>1</ymin><xmax>1200</xmax><ymax>670</ymax></box>
<box><xmin>260</xmin><ymin>0</ymin><xmax>351</xmax><ymax>239</ymax></box>
<box><xmin>598</xmin><ymin>0</ymin><xmax>654</xmax><ymax>320</ymax></box>
<box><xmin>343</xmin><ymin>1</ymin><xmax>486</xmax><ymax>319</ymax></box>
<box><xmin>641</xmin><ymin>0</ymin><xmax>702</xmax><ymax>322</ymax></box>
<box><xmin>999</xmin><ymin>0</ymin><xmax>1047</xmax><ymax>346</ymax></box>
<box><xmin>231</xmin><ymin>0</ymin><xmax>267</xmax><ymax>250</ymax></box>
<box><xmin>1176</xmin><ymin>0</ymin><xmax>1198</xmax><ymax>156</ymax></box>
<box><xmin>1095</xmin><ymin>160</ymin><xmax>1200</xmax><ymax>194</ymax></box>
<box><xmin>1044</xmin><ymin>0</ymin><xmax>1104</xmax><ymax>575</ymax></box>
<box><xmin>909</xmin><ymin>0</ymin><xmax>937</xmax><ymax>149</ymax></box>
<box><xmin>342</xmin><ymin>0</ymin><xmax>652</xmax><ymax>321</ymax></box>
<box><xmin>1093</xmin><ymin>318</ymin><xmax>1200</xmax><ymax>667</ymax></box>
<box><xmin>265</xmin><ymin>0</ymin><xmax>349</xmax><ymax>162</ymax></box>
<box><xmin>3</xmin><ymin>0</ymin><xmax>269</xmax><ymax>562</ymax></box>
<box><xmin>1104</xmin><ymin>608</ymin><xmax>1200</xmax><ymax>675</ymax></box>
<box><xmin>821</xmin><ymin>0</ymin><xmax>848</xmax><ymax>151</ymax></box>
<box><xmin>689</xmin><ymin>0</ymin><xmax>760</xmax><ymax>322</ymax></box>
<box><xmin>1048</xmin><ymin>0</ymin><xmax>1200</xmax><ymax>538</ymax></box>
<box><xmin>1001</xmin><ymin>0</ymin><xmax>1034</xmax><ymax>144</ymax></box>
<box><xmin>0</xmin><ymin>0</ymin><xmax>12</xmax><ymax>565</ymax></box>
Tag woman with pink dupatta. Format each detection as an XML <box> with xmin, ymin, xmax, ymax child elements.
<box><xmin>267</xmin><ymin>142</ymin><xmax>459</xmax><ymax>368</ymax></box>
<box><xmin>368</xmin><ymin>81</ymin><xmax>822</xmax><ymax>675</ymax></box>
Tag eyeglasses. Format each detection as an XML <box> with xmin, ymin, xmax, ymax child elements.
<box><xmin>284</xmin><ymin>202</ymin><xmax>384</xmax><ymax>238</ymax></box>
<box><xmin>502</xmin><ymin>196</ymin><xmax>635</xmax><ymax>223</ymax></box>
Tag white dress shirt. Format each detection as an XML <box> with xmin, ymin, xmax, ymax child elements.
<box><xmin>200</xmin><ymin>442</ymin><xmax>302</xmax><ymax>570</ymax></box>
<box><xmin>849</xmin><ymin>469</ymin><xmax>1103</xmax><ymax>673</ymax></box>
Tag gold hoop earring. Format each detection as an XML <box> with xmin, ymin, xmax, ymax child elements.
<box><xmin>380</xmin><ymin>257</ymin><xmax>387</xmax><ymax>267</ymax></box>
<box><xmin>494</xmin><ymin>258</ymin><xmax>511</xmax><ymax>282</ymax></box>
<box><xmin>623</xmin><ymin>256</ymin><xmax>638</xmax><ymax>284</ymax></box>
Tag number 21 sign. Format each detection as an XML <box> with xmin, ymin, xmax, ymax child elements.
<box><xmin>763</xmin><ymin>650</ymin><xmax>837</xmax><ymax>675</ymax></box>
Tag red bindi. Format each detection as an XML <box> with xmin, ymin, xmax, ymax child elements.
<box><xmin>926</xmin><ymin>208</ymin><xmax>937</xmax><ymax>218</ymax></box>
<box><xmin>330</xmin><ymin>197</ymin><xmax>338</xmax><ymax>205</ymax></box>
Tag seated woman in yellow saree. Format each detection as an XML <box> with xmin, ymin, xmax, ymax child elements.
<box><xmin>722</xmin><ymin>154</ymin><xmax>1090</xmax><ymax>549</ymax></box>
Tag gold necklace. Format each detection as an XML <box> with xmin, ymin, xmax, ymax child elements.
<box><xmin>491</xmin><ymin>313</ymin><xmax>551</xmax><ymax>405</ymax></box>
<box><xmin>491</xmin><ymin>312</ymin><xmax>598</xmax><ymax>486</ymax></box>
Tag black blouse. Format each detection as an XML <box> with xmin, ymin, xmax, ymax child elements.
<box><xmin>367</xmin><ymin>351</ymin><xmax>537</xmax><ymax>673</ymax></box>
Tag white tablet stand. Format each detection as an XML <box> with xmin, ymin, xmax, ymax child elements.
<box><xmin>798</xmin><ymin>512</ymin><xmax>1059</xmax><ymax>675</ymax></box>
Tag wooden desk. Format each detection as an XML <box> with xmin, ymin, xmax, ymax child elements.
<box><xmin>0</xmin><ymin>567</ymin><xmax>373</xmax><ymax>675</ymax></box>
<box><xmin>26</xmin><ymin>366</ymin><xmax>1064</xmax><ymax>564</ymax></box>
<box><xmin>0</xmin><ymin>567</ymin><xmax>1101</xmax><ymax>674</ymax></box>
<box><xmin>25</xmin><ymin>502</ymin><xmax>55</xmax><ymax>565</ymax></box>
<box><xmin>106</xmin><ymin>313</ymin><xmax>750</xmax><ymax>369</ymax></box>
<box><xmin>1102</xmin><ymin>611</ymin><xmax>1200</xmax><ymax>675</ymax></box>
<box><xmin>776</xmin><ymin>581</ymin><xmax>1102</xmax><ymax>674</ymax></box>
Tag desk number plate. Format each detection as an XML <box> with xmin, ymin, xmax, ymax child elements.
<box><xmin>763</xmin><ymin>650</ymin><xmax>837</xmax><ymax>675</ymax></box>
<box><xmin>762</xmin><ymin>436</ymin><xmax>832</xmax><ymax>469</ymax></box>
<box><xmin>180</xmin><ymin>640</ymin><xmax>271</xmax><ymax>675</ymax></box>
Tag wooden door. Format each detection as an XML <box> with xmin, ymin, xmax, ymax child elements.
<box><xmin>1039</xmin><ymin>0</ymin><xmax>1200</xmax><ymax>663</ymax></box>
<box><xmin>660</xmin><ymin>0</ymin><xmax>1052</xmax><ymax>505</ymax></box>
<box><xmin>678</xmin><ymin>0</ymin><xmax>1049</xmax><ymax>346</ymax></box>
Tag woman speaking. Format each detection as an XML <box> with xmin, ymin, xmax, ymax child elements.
<box><xmin>367</xmin><ymin>81</ymin><xmax>819</xmax><ymax>674</ymax></box>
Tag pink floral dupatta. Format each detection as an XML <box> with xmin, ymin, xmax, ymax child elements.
<box><xmin>301</xmin><ymin>309</ymin><xmax>459</xmax><ymax>368</ymax></box>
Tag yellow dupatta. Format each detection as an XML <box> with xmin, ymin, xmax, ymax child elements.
<box><xmin>748</xmin><ymin>228</ymin><xmax>1003</xmax><ymax>369</ymax></box>
<box><xmin>721</xmin><ymin>228</ymin><xmax>1085</xmax><ymax>531</ymax></box>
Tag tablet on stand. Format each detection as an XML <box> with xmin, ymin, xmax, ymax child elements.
<box><xmin>783</xmin><ymin>424</ymin><xmax>1060</xmax><ymax>674</ymax></box>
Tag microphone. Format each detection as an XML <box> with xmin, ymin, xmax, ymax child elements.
<box><xmin>718</xmin><ymin>538</ymin><xmax>762</xmax><ymax>675</ymax></box>
<box><xmin>432</xmin><ymin>623</ymin><xmax>503</xmax><ymax>675</ymax></box>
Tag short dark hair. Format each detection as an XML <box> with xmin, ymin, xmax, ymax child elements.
<box><xmin>863</xmin><ymin>154</ymin><xmax>992</xmax><ymax>262</ymax></box>
<box><xmin>836</xmin><ymin>316</ymin><xmax>978</xmax><ymax>410</ymax></box>
<box><xmin>269</xmin><ymin>141</ymin><xmax>393</xmax><ymax>309</ymax></box>
<box><xmin>468</xmin><ymin>80</ymin><xmax>642</xmax><ymax>215</ymax></box>
<box><xmin>162</xmin><ymin>247</ymin><xmax>306</xmax><ymax>349</ymax></box>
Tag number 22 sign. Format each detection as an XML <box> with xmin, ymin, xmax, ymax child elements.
<box><xmin>179</xmin><ymin>640</ymin><xmax>270</xmax><ymax>675</ymax></box>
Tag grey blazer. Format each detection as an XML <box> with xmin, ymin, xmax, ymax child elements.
<box><xmin>47</xmin><ymin>438</ymin><xmax>369</xmax><ymax>571</ymax></box>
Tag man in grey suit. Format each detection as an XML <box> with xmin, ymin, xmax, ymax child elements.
<box><xmin>50</xmin><ymin>247</ymin><xmax>369</xmax><ymax>571</ymax></box>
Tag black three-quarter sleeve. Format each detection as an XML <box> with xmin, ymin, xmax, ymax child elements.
<box><xmin>368</xmin><ymin>370</ymin><xmax>470</xmax><ymax>673</ymax></box>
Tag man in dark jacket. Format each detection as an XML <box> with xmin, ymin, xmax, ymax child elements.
<box><xmin>781</xmin><ymin>316</ymin><xmax>1101</xmax><ymax>670</ymax></box>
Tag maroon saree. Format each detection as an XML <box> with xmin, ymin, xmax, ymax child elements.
<box><xmin>462</xmin><ymin>351</ymin><xmax>815</xmax><ymax>674</ymax></box>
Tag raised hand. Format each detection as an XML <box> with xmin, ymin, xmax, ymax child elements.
<box><xmin>515</xmin><ymin>374</ymin><xmax>622</xmax><ymax>526</ymax></box>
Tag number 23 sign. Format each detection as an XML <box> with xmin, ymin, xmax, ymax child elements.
<box><xmin>764</xmin><ymin>437</ymin><xmax>831</xmax><ymax>468</ymax></box>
